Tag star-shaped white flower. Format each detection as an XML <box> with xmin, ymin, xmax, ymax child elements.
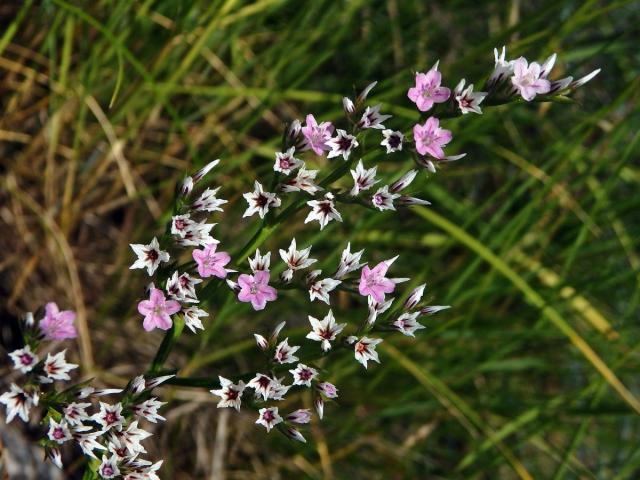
<box><xmin>279</xmin><ymin>238</ymin><xmax>317</xmax><ymax>282</ymax></box>
<box><xmin>8</xmin><ymin>345</ymin><xmax>38</xmax><ymax>373</ymax></box>
<box><xmin>243</xmin><ymin>181</ymin><xmax>281</xmax><ymax>218</ymax></box>
<box><xmin>353</xmin><ymin>336</ymin><xmax>383</xmax><ymax>369</ymax></box>
<box><xmin>281</xmin><ymin>167</ymin><xmax>322</xmax><ymax>195</ymax></box>
<box><xmin>349</xmin><ymin>160</ymin><xmax>378</xmax><ymax>196</ymax></box>
<box><xmin>48</xmin><ymin>418</ymin><xmax>73</xmax><ymax>444</ymax></box>
<box><xmin>381</xmin><ymin>129</ymin><xmax>404</xmax><ymax>153</ymax></box>
<box><xmin>91</xmin><ymin>402</ymin><xmax>125</xmax><ymax>432</ymax></box>
<box><xmin>308</xmin><ymin>272</ymin><xmax>342</xmax><ymax>304</ymax></box>
<box><xmin>210</xmin><ymin>376</ymin><xmax>246</xmax><ymax>411</ymax></box>
<box><xmin>372</xmin><ymin>185</ymin><xmax>400</xmax><ymax>211</ymax></box>
<box><xmin>273</xmin><ymin>147</ymin><xmax>304</xmax><ymax>174</ymax></box>
<box><xmin>192</xmin><ymin>187</ymin><xmax>228</xmax><ymax>213</ymax></box>
<box><xmin>98</xmin><ymin>454</ymin><xmax>120</xmax><ymax>479</ymax></box>
<box><xmin>0</xmin><ymin>384</ymin><xmax>37</xmax><ymax>423</ymax></box>
<box><xmin>182</xmin><ymin>306</ymin><xmax>208</xmax><ymax>333</ymax></box>
<box><xmin>256</xmin><ymin>407</ymin><xmax>283</xmax><ymax>432</ymax></box>
<box><xmin>249</xmin><ymin>249</ymin><xmax>271</xmax><ymax>272</ymax></box>
<box><xmin>306</xmin><ymin>310</ymin><xmax>346</xmax><ymax>352</ymax></box>
<box><xmin>358</xmin><ymin>104</ymin><xmax>392</xmax><ymax>129</ymax></box>
<box><xmin>41</xmin><ymin>350</ymin><xmax>78</xmax><ymax>383</ymax></box>
<box><xmin>454</xmin><ymin>79</ymin><xmax>487</xmax><ymax>114</ymax></box>
<box><xmin>63</xmin><ymin>402</ymin><xmax>92</xmax><ymax>426</ymax></box>
<box><xmin>327</xmin><ymin>129</ymin><xmax>359</xmax><ymax>160</ymax></box>
<box><xmin>273</xmin><ymin>338</ymin><xmax>300</xmax><ymax>364</ymax></box>
<box><xmin>393</xmin><ymin>312</ymin><xmax>426</xmax><ymax>337</ymax></box>
<box><xmin>289</xmin><ymin>363</ymin><xmax>318</xmax><ymax>387</ymax></box>
<box><xmin>133</xmin><ymin>397</ymin><xmax>167</xmax><ymax>423</ymax></box>
<box><xmin>129</xmin><ymin>237</ymin><xmax>170</xmax><ymax>276</ymax></box>
<box><xmin>305</xmin><ymin>193</ymin><xmax>343</xmax><ymax>230</ymax></box>
<box><xmin>334</xmin><ymin>242</ymin><xmax>366</xmax><ymax>279</ymax></box>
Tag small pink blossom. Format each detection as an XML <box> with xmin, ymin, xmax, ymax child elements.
<box><xmin>407</xmin><ymin>66</ymin><xmax>451</xmax><ymax>112</ymax></box>
<box><xmin>359</xmin><ymin>258</ymin><xmax>397</xmax><ymax>303</ymax></box>
<box><xmin>137</xmin><ymin>288</ymin><xmax>181</xmax><ymax>332</ymax></box>
<box><xmin>39</xmin><ymin>302</ymin><xmax>77</xmax><ymax>340</ymax></box>
<box><xmin>301</xmin><ymin>114</ymin><xmax>334</xmax><ymax>155</ymax></box>
<box><xmin>237</xmin><ymin>270</ymin><xmax>277</xmax><ymax>311</ymax></box>
<box><xmin>511</xmin><ymin>57</ymin><xmax>551</xmax><ymax>101</ymax></box>
<box><xmin>413</xmin><ymin>117</ymin><xmax>452</xmax><ymax>159</ymax></box>
<box><xmin>192</xmin><ymin>244</ymin><xmax>231</xmax><ymax>278</ymax></box>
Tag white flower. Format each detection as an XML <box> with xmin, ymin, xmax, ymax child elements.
<box><xmin>354</xmin><ymin>337</ymin><xmax>383</xmax><ymax>369</ymax></box>
<box><xmin>380</xmin><ymin>129</ymin><xmax>404</xmax><ymax>153</ymax></box>
<box><xmin>0</xmin><ymin>384</ymin><xmax>37</xmax><ymax>423</ymax></box>
<box><xmin>41</xmin><ymin>350</ymin><xmax>78</xmax><ymax>382</ymax></box>
<box><xmin>182</xmin><ymin>306</ymin><xmax>208</xmax><ymax>333</ymax></box>
<box><xmin>334</xmin><ymin>242</ymin><xmax>366</xmax><ymax>279</ymax></box>
<box><xmin>129</xmin><ymin>237</ymin><xmax>170</xmax><ymax>276</ymax></box>
<box><xmin>243</xmin><ymin>181</ymin><xmax>281</xmax><ymax>218</ymax></box>
<box><xmin>308</xmin><ymin>274</ymin><xmax>342</xmax><ymax>304</ymax></box>
<box><xmin>75</xmin><ymin>431</ymin><xmax>107</xmax><ymax>459</ymax></box>
<box><xmin>372</xmin><ymin>185</ymin><xmax>400</xmax><ymax>211</ymax></box>
<box><xmin>256</xmin><ymin>407</ymin><xmax>283</xmax><ymax>432</ymax></box>
<box><xmin>454</xmin><ymin>79</ymin><xmax>487</xmax><ymax>114</ymax></box>
<box><xmin>63</xmin><ymin>402</ymin><xmax>92</xmax><ymax>426</ymax></box>
<box><xmin>249</xmin><ymin>249</ymin><xmax>271</xmax><ymax>272</ymax></box>
<box><xmin>210</xmin><ymin>376</ymin><xmax>246</xmax><ymax>411</ymax></box>
<box><xmin>247</xmin><ymin>374</ymin><xmax>290</xmax><ymax>401</ymax></box>
<box><xmin>109</xmin><ymin>420</ymin><xmax>152</xmax><ymax>457</ymax></box>
<box><xmin>393</xmin><ymin>312</ymin><xmax>426</xmax><ymax>337</ymax></box>
<box><xmin>358</xmin><ymin>104</ymin><xmax>391</xmax><ymax>129</ymax></box>
<box><xmin>349</xmin><ymin>160</ymin><xmax>378</xmax><ymax>196</ymax></box>
<box><xmin>98</xmin><ymin>454</ymin><xmax>121</xmax><ymax>479</ymax></box>
<box><xmin>488</xmin><ymin>46</ymin><xmax>515</xmax><ymax>87</ymax></box>
<box><xmin>281</xmin><ymin>167</ymin><xmax>322</xmax><ymax>195</ymax></box>
<box><xmin>279</xmin><ymin>238</ymin><xmax>317</xmax><ymax>282</ymax></box>
<box><xmin>273</xmin><ymin>338</ymin><xmax>300</xmax><ymax>364</ymax></box>
<box><xmin>367</xmin><ymin>295</ymin><xmax>394</xmax><ymax>325</ymax></box>
<box><xmin>192</xmin><ymin>187</ymin><xmax>228</xmax><ymax>213</ymax></box>
<box><xmin>273</xmin><ymin>147</ymin><xmax>304</xmax><ymax>174</ymax></box>
<box><xmin>166</xmin><ymin>271</ymin><xmax>202</xmax><ymax>303</ymax></box>
<box><xmin>327</xmin><ymin>129</ymin><xmax>359</xmax><ymax>160</ymax></box>
<box><xmin>48</xmin><ymin>418</ymin><xmax>72</xmax><ymax>444</ymax></box>
<box><xmin>305</xmin><ymin>193</ymin><xmax>343</xmax><ymax>230</ymax></box>
<box><xmin>8</xmin><ymin>345</ymin><xmax>38</xmax><ymax>373</ymax></box>
<box><xmin>289</xmin><ymin>363</ymin><xmax>318</xmax><ymax>387</ymax></box>
<box><xmin>133</xmin><ymin>398</ymin><xmax>166</xmax><ymax>423</ymax></box>
<box><xmin>92</xmin><ymin>402</ymin><xmax>125</xmax><ymax>432</ymax></box>
<box><xmin>170</xmin><ymin>214</ymin><xmax>195</xmax><ymax>238</ymax></box>
<box><xmin>176</xmin><ymin>219</ymin><xmax>217</xmax><ymax>247</ymax></box>
<box><xmin>306</xmin><ymin>310</ymin><xmax>346</xmax><ymax>352</ymax></box>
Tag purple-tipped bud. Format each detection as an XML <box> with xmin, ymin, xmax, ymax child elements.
<box><xmin>280</xmin><ymin>269</ymin><xmax>294</xmax><ymax>283</ymax></box>
<box><xmin>287</xmin><ymin>408</ymin><xmax>312</xmax><ymax>424</ymax></box>
<box><xmin>288</xmin><ymin>119</ymin><xmax>302</xmax><ymax>140</ymax></box>
<box><xmin>146</xmin><ymin>374</ymin><xmax>175</xmax><ymax>389</ymax></box>
<box><xmin>284</xmin><ymin>426</ymin><xmax>307</xmax><ymax>443</ymax></box>
<box><xmin>180</xmin><ymin>176</ymin><xmax>194</xmax><ymax>197</ymax></box>
<box><xmin>404</xmin><ymin>283</ymin><xmax>426</xmax><ymax>310</ymax></box>
<box><xmin>48</xmin><ymin>448</ymin><xmax>63</xmax><ymax>469</ymax></box>
<box><xmin>314</xmin><ymin>397</ymin><xmax>325</xmax><ymax>420</ymax></box>
<box><xmin>390</xmin><ymin>169</ymin><xmax>418</xmax><ymax>193</ymax></box>
<box><xmin>571</xmin><ymin>68</ymin><xmax>601</xmax><ymax>89</ymax></box>
<box><xmin>130</xmin><ymin>375</ymin><xmax>146</xmax><ymax>394</ymax></box>
<box><xmin>343</xmin><ymin>97</ymin><xmax>355</xmax><ymax>115</ymax></box>
<box><xmin>398</xmin><ymin>196</ymin><xmax>431</xmax><ymax>207</ymax></box>
<box><xmin>192</xmin><ymin>159</ymin><xmax>220</xmax><ymax>183</ymax></box>
<box><xmin>226</xmin><ymin>279</ymin><xmax>240</xmax><ymax>292</ymax></box>
<box><xmin>317</xmin><ymin>381</ymin><xmax>339</xmax><ymax>399</ymax></box>
<box><xmin>254</xmin><ymin>334</ymin><xmax>268</xmax><ymax>351</ymax></box>
<box><xmin>270</xmin><ymin>321</ymin><xmax>286</xmax><ymax>344</ymax></box>
<box><xmin>419</xmin><ymin>305</ymin><xmax>451</xmax><ymax>316</ymax></box>
<box><xmin>357</xmin><ymin>81</ymin><xmax>378</xmax><ymax>104</ymax></box>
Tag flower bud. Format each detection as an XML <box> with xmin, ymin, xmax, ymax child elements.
<box><xmin>404</xmin><ymin>283</ymin><xmax>426</xmax><ymax>310</ymax></box>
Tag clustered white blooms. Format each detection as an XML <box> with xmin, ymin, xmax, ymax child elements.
<box><xmin>3</xmin><ymin>46</ymin><xmax>598</xmax><ymax>475</ymax></box>
<box><xmin>1</xmin><ymin>307</ymin><xmax>170</xmax><ymax>479</ymax></box>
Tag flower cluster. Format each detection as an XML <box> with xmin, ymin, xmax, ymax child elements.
<box><xmin>3</xmin><ymin>45</ymin><xmax>599</xmax><ymax>476</ymax></box>
<box><xmin>1</xmin><ymin>304</ymin><xmax>168</xmax><ymax>479</ymax></box>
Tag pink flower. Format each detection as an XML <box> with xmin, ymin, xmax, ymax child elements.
<box><xmin>192</xmin><ymin>244</ymin><xmax>231</xmax><ymax>278</ymax></box>
<box><xmin>407</xmin><ymin>67</ymin><xmax>451</xmax><ymax>112</ymax></box>
<box><xmin>39</xmin><ymin>302</ymin><xmax>77</xmax><ymax>340</ymax></box>
<box><xmin>413</xmin><ymin>117</ymin><xmax>452</xmax><ymax>159</ymax></box>
<box><xmin>237</xmin><ymin>271</ymin><xmax>277</xmax><ymax>311</ymax></box>
<box><xmin>137</xmin><ymin>288</ymin><xmax>181</xmax><ymax>332</ymax></box>
<box><xmin>301</xmin><ymin>114</ymin><xmax>334</xmax><ymax>156</ymax></box>
<box><xmin>511</xmin><ymin>57</ymin><xmax>551</xmax><ymax>101</ymax></box>
<box><xmin>359</xmin><ymin>260</ymin><xmax>396</xmax><ymax>303</ymax></box>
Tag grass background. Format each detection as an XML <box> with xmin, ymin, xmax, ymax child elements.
<box><xmin>1</xmin><ymin>0</ymin><xmax>639</xmax><ymax>478</ymax></box>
